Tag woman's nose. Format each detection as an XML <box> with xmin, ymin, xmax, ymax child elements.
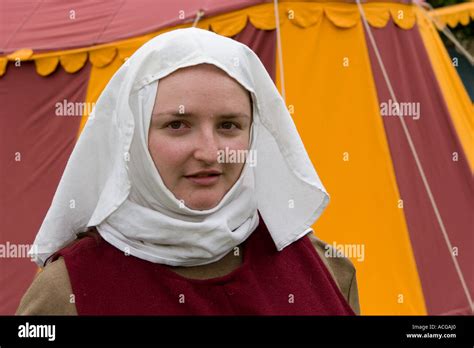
<box><xmin>193</xmin><ymin>130</ymin><xmax>219</xmax><ymax>164</ymax></box>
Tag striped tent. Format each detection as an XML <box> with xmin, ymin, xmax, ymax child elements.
<box><xmin>1</xmin><ymin>0</ymin><xmax>472</xmax><ymax>315</ymax></box>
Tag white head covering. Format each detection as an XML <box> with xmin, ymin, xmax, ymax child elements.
<box><xmin>30</xmin><ymin>28</ymin><xmax>330</xmax><ymax>267</ymax></box>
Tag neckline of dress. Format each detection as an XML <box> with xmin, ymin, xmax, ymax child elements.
<box><xmin>154</xmin><ymin>225</ymin><xmax>258</xmax><ymax>285</ymax></box>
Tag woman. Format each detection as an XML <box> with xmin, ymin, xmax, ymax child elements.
<box><xmin>17</xmin><ymin>28</ymin><xmax>359</xmax><ymax>315</ymax></box>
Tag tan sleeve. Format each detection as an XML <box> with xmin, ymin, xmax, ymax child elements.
<box><xmin>307</xmin><ymin>233</ymin><xmax>361</xmax><ymax>315</ymax></box>
<box><xmin>16</xmin><ymin>257</ymin><xmax>78</xmax><ymax>315</ymax></box>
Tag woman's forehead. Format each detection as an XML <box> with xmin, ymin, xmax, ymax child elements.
<box><xmin>152</xmin><ymin>64</ymin><xmax>252</xmax><ymax>117</ymax></box>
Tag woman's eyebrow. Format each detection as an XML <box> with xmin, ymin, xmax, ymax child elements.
<box><xmin>219</xmin><ymin>113</ymin><xmax>250</xmax><ymax>119</ymax></box>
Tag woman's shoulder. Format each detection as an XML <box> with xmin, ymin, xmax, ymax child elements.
<box><xmin>16</xmin><ymin>257</ymin><xmax>77</xmax><ymax>315</ymax></box>
<box><xmin>306</xmin><ymin>232</ymin><xmax>360</xmax><ymax>315</ymax></box>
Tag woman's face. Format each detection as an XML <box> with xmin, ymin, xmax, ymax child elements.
<box><xmin>148</xmin><ymin>64</ymin><xmax>252</xmax><ymax>210</ymax></box>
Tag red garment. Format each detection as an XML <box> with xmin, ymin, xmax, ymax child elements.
<box><xmin>51</xmin><ymin>213</ymin><xmax>355</xmax><ymax>315</ymax></box>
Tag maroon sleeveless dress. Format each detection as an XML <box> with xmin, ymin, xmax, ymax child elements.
<box><xmin>51</xmin><ymin>213</ymin><xmax>355</xmax><ymax>315</ymax></box>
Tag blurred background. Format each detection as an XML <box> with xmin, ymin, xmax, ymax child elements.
<box><xmin>0</xmin><ymin>0</ymin><xmax>472</xmax><ymax>315</ymax></box>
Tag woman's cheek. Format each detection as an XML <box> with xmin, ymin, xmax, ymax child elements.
<box><xmin>151</xmin><ymin>140</ymin><xmax>188</xmax><ymax>166</ymax></box>
<box><xmin>148</xmin><ymin>134</ymin><xmax>176</xmax><ymax>167</ymax></box>
<box><xmin>223</xmin><ymin>133</ymin><xmax>250</xmax><ymax>150</ymax></box>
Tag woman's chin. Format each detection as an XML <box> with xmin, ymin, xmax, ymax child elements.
<box><xmin>185</xmin><ymin>196</ymin><xmax>222</xmax><ymax>211</ymax></box>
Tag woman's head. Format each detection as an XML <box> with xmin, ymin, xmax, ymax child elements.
<box><xmin>148</xmin><ymin>63</ymin><xmax>253</xmax><ymax>211</ymax></box>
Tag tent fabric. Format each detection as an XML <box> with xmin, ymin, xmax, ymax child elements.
<box><xmin>275</xmin><ymin>7</ymin><xmax>426</xmax><ymax>315</ymax></box>
<box><xmin>416</xmin><ymin>7</ymin><xmax>474</xmax><ymax>172</ymax></box>
<box><xmin>0</xmin><ymin>61</ymin><xmax>91</xmax><ymax>314</ymax></box>
<box><xmin>1</xmin><ymin>0</ymin><xmax>472</xmax><ymax>315</ymax></box>
<box><xmin>1</xmin><ymin>2</ymin><xmax>422</xmax><ymax>78</ymax></box>
<box><xmin>0</xmin><ymin>0</ymin><xmax>263</xmax><ymax>53</ymax></box>
<box><xmin>365</xmin><ymin>18</ymin><xmax>473</xmax><ymax>315</ymax></box>
<box><xmin>429</xmin><ymin>2</ymin><xmax>474</xmax><ymax>28</ymax></box>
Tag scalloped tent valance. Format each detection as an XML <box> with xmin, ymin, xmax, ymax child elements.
<box><xmin>430</xmin><ymin>2</ymin><xmax>474</xmax><ymax>28</ymax></box>
<box><xmin>0</xmin><ymin>2</ymin><xmax>419</xmax><ymax>77</ymax></box>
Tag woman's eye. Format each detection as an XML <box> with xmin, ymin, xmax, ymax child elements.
<box><xmin>220</xmin><ymin>122</ymin><xmax>238</xmax><ymax>130</ymax></box>
<box><xmin>166</xmin><ymin>121</ymin><xmax>185</xmax><ymax>130</ymax></box>
<box><xmin>164</xmin><ymin>121</ymin><xmax>240</xmax><ymax>131</ymax></box>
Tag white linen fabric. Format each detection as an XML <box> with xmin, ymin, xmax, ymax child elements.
<box><xmin>29</xmin><ymin>28</ymin><xmax>330</xmax><ymax>267</ymax></box>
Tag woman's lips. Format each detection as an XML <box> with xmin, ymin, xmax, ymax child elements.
<box><xmin>185</xmin><ymin>174</ymin><xmax>221</xmax><ymax>186</ymax></box>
